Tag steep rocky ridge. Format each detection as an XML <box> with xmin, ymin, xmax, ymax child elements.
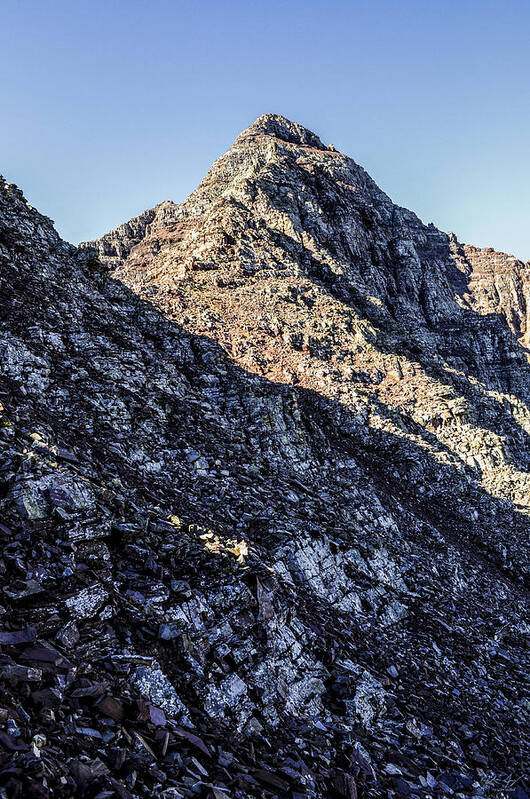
<box><xmin>85</xmin><ymin>114</ymin><xmax>530</xmax><ymax>561</ymax></box>
<box><xmin>0</xmin><ymin>115</ymin><xmax>528</xmax><ymax>799</ymax></box>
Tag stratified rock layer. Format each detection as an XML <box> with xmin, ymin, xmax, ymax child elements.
<box><xmin>0</xmin><ymin>115</ymin><xmax>529</xmax><ymax>799</ymax></box>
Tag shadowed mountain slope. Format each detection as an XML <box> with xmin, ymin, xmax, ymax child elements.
<box><xmin>0</xmin><ymin>116</ymin><xmax>528</xmax><ymax>798</ymax></box>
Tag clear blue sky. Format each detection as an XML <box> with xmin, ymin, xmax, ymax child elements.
<box><xmin>2</xmin><ymin>0</ymin><xmax>529</xmax><ymax>260</ymax></box>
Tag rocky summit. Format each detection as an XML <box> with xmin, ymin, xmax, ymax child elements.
<box><xmin>0</xmin><ymin>115</ymin><xmax>528</xmax><ymax>799</ymax></box>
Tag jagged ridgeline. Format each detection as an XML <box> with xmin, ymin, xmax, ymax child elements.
<box><xmin>0</xmin><ymin>115</ymin><xmax>528</xmax><ymax>798</ymax></box>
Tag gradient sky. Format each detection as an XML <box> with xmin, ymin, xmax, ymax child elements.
<box><xmin>2</xmin><ymin>0</ymin><xmax>529</xmax><ymax>260</ymax></box>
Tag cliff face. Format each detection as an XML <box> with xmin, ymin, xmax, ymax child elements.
<box><xmin>88</xmin><ymin>201</ymin><xmax>179</xmax><ymax>272</ymax></box>
<box><xmin>0</xmin><ymin>116</ymin><xmax>528</xmax><ymax>799</ymax></box>
<box><xmin>449</xmin><ymin>237</ymin><xmax>530</xmax><ymax>345</ymax></box>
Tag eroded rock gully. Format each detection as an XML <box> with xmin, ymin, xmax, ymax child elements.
<box><xmin>0</xmin><ymin>114</ymin><xmax>528</xmax><ymax>798</ymax></box>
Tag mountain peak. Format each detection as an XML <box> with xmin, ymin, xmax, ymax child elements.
<box><xmin>236</xmin><ymin>112</ymin><xmax>327</xmax><ymax>149</ymax></box>
<box><xmin>2</xmin><ymin>119</ymin><xmax>530</xmax><ymax>797</ymax></box>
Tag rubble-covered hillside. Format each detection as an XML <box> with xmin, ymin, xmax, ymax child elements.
<box><xmin>0</xmin><ymin>114</ymin><xmax>529</xmax><ymax>799</ymax></box>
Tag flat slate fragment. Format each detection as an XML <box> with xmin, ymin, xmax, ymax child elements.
<box><xmin>0</xmin><ymin>628</ymin><xmax>36</xmax><ymax>645</ymax></box>
<box><xmin>65</xmin><ymin>584</ymin><xmax>109</xmax><ymax>619</ymax></box>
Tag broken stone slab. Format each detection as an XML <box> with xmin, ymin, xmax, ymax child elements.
<box><xmin>69</xmin><ymin>758</ymin><xmax>110</xmax><ymax>788</ymax></box>
<box><xmin>0</xmin><ymin>729</ymin><xmax>28</xmax><ymax>751</ymax></box>
<box><xmin>55</xmin><ymin>620</ymin><xmax>80</xmax><ymax>648</ymax></box>
<box><xmin>131</xmin><ymin>662</ymin><xmax>192</xmax><ymax>726</ymax></box>
<box><xmin>253</xmin><ymin>768</ymin><xmax>291</xmax><ymax>793</ymax></box>
<box><xmin>20</xmin><ymin>644</ymin><xmax>74</xmax><ymax>669</ymax></box>
<box><xmin>203</xmin><ymin>673</ymin><xmax>249</xmax><ymax>720</ymax></box>
<box><xmin>0</xmin><ymin>664</ymin><xmax>42</xmax><ymax>681</ymax></box>
<box><xmin>67</xmin><ymin>521</ymin><xmax>112</xmax><ymax>543</ymax></box>
<box><xmin>10</xmin><ymin>481</ymin><xmax>48</xmax><ymax>520</ymax></box>
<box><xmin>4</xmin><ymin>579</ymin><xmax>44</xmax><ymax>601</ymax></box>
<box><xmin>137</xmin><ymin>699</ymin><xmax>166</xmax><ymax>726</ymax></box>
<box><xmin>342</xmin><ymin>668</ymin><xmax>386</xmax><ymax>728</ymax></box>
<box><xmin>159</xmin><ymin>623</ymin><xmax>181</xmax><ymax>640</ymax></box>
<box><xmin>46</xmin><ymin>474</ymin><xmax>96</xmax><ymax>512</ymax></box>
<box><xmin>31</xmin><ymin>687</ymin><xmax>63</xmax><ymax>708</ymax></box>
<box><xmin>380</xmin><ymin>598</ymin><xmax>408</xmax><ymax>627</ymax></box>
<box><xmin>95</xmin><ymin>694</ymin><xmax>125</xmax><ymax>722</ymax></box>
<box><xmin>10</xmin><ymin>473</ymin><xmax>96</xmax><ymax>521</ymax></box>
<box><xmin>64</xmin><ymin>584</ymin><xmax>109</xmax><ymax>619</ymax></box>
<box><xmin>109</xmin><ymin>653</ymin><xmax>156</xmax><ymax>666</ymax></box>
<box><xmin>0</xmin><ymin>627</ymin><xmax>36</xmax><ymax>645</ymax></box>
<box><xmin>173</xmin><ymin>726</ymin><xmax>211</xmax><ymax>758</ymax></box>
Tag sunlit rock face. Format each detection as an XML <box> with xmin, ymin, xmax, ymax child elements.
<box><xmin>1</xmin><ymin>115</ymin><xmax>529</xmax><ymax>798</ymax></box>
